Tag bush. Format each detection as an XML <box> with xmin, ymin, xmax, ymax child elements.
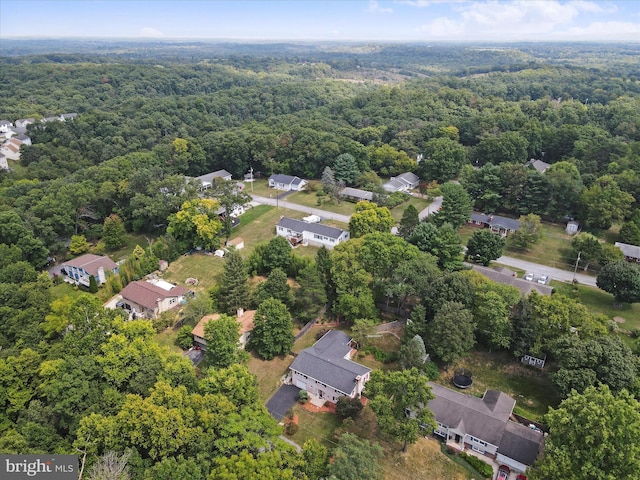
<box><xmin>336</xmin><ymin>396</ymin><xmax>364</xmax><ymax>419</ymax></box>
<box><xmin>423</xmin><ymin>361</ymin><xmax>440</xmax><ymax>380</ymax></box>
<box><xmin>285</xmin><ymin>422</ymin><xmax>298</xmax><ymax>436</ymax></box>
<box><xmin>630</xmin><ymin>328</ymin><xmax>640</xmax><ymax>339</ymax></box>
<box><xmin>176</xmin><ymin>325</ymin><xmax>194</xmax><ymax>350</ymax></box>
<box><xmin>299</xmin><ymin>390</ymin><xmax>309</xmax><ymax>404</ymax></box>
<box><xmin>459</xmin><ymin>452</ymin><xmax>493</xmax><ymax>478</ymax></box>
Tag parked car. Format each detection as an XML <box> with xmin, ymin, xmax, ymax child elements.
<box><xmin>524</xmin><ymin>273</ymin><xmax>534</xmax><ymax>281</ymax></box>
<box><xmin>516</xmin><ymin>474</ymin><xmax>528</xmax><ymax>480</ymax></box>
<box><xmin>497</xmin><ymin>465</ymin><xmax>510</xmax><ymax>480</ymax></box>
<box><xmin>537</xmin><ymin>274</ymin><xmax>549</xmax><ymax>284</ymax></box>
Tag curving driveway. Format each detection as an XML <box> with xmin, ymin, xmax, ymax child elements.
<box><xmin>251</xmin><ymin>194</ymin><xmax>351</xmax><ymax>224</ymax></box>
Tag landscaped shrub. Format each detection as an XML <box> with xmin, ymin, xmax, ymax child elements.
<box><xmin>423</xmin><ymin>361</ymin><xmax>440</xmax><ymax>380</ymax></box>
<box><xmin>176</xmin><ymin>325</ymin><xmax>195</xmax><ymax>349</ymax></box>
<box><xmin>336</xmin><ymin>396</ymin><xmax>364</xmax><ymax>419</ymax></box>
<box><xmin>285</xmin><ymin>422</ymin><xmax>298</xmax><ymax>436</ymax></box>
<box><xmin>299</xmin><ymin>390</ymin><xmax>309</xmax><ymax>404</ymax></box>
<box><xmin>459</xmin><ymin>452</ymin><xmax>493</xmax><ymax>478</ymax></box>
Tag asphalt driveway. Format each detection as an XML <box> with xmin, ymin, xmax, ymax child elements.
<box><xmin>265</xmin><ymin>384</ymin><xmax>300</xmax><ymax>420</ymax></box>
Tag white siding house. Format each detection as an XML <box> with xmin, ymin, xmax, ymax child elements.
<box><xmin>268</xmin><ymin>174</ymin><xmax>307</xmax><ymax>191</ymax></box>
<box><xmin>276</xmin><ymin>217</ymin><xmax>349</xmax><ymax>249</ymax></box>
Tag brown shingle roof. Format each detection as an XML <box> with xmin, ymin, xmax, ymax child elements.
<box><xmin>192</xmin><ymin>310</ymin><xmax>256</xmax><ymax>339</ymax></box>
<box><xmin>62</xmin><ymin>254</ymin><xmax>117</xmax><ymax>276</ymax></box>
<box><xmin>120</xmin><ymin>280</ymin><xmax>188</xmax><ymax>310</ymax></box>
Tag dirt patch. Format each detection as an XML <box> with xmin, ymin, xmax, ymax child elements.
<box><xmin>614</xmin><ymin>316</ymin><xmax>626</xmax><ymax>323</ymax></box>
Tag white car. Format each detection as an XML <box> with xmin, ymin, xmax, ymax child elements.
<box><xmin>524</xmin><ymin>273</ymin><xmax>534</xmax><ymax>281</ymax></box>
<box><xmin>538</xmin><ymin>274</ymin><xmax>549</xmax><ymax>284</ymax></box>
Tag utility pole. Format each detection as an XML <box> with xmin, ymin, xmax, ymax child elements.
<box><xmin>249</xmin><ymin>166</ymin><xmax>253</xmax><ymax>193</ymax></box>
<box><xmin>573</xmin><ymin>251</ymin><xmax>582</xmax><ymax>282</ymax></box>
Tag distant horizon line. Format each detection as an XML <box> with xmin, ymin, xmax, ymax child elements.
<box><xmin>2</xmin><ymin>36</ymin><xmax>638</xmax><ymax>45</ymax></box>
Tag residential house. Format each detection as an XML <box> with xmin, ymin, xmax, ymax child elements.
<box><xmin>382</xmin><ymin>172</ymin><xmax>419</xmax><ymax>193</ymax></box>
<box><xmin>289</xmin><ymin>330</ymin><xmax>371</xmax><ymax>403</ymax></box>
<box><xmin>189</xmin><ymin>169</ymin><xmax>233</xmax><ymax>190</ymax></box>
<box><xmin>191</xmin><ymin>309</ymin><xmax>256</xmax><ymax>349</ymax></box>
<box><xmin>0</xmin><ymin>153</ymin><xmax>7</xmax><ymax>170</ymax></box>
<box><xmin>615</xmin><ymin>242</ymin><xmax>640</xmax><ymax>262</ymax></box>
<box><xmin>0</xmin><ymin>138</ymin><xmax>23</xmax><ymax>160</ymax></box>
<box><xmin>41</xmin><ymin>116</ymin><xmax>60</xmax><ymax>123</ymax></box>
<box><xmin>469</xmin><ymin>213</ymin><xmax>520</xmax><ymax>236</ymax></box>
<box><xmin>118</xmin><ymin>279</ymin><xmax>189</xmax><ymax>319</ymax></box>
<box><xmin>340</xmin><ymin>186</ymin><xmax>375</xmax><ymax>202</ymax></box>
<box><xmin>0</xmin><ymin>120</ymin><xmax>12</xmax><ymax>133</ymax></box>
<box><xmin>525</xmin><ymin>158</ymin><xmax>551</xmax><ymax>173</ymax></box>
<box><xmin>15</xmin><ymin>118</ymin><xmax>35</xmax><ymax>129</ymax></box>
<box><xmin>276</xmin><ymin>217</ymin><xmax>349</xmax><ymax>249</ymax></box>
<box><xmin>61</xmin><ymin>253</ymin><xmax>118</xmax><ymax>287</ymax></box>
<box><xmin>471</xmin><ymin>265</ymin><xmax>553</xmax><ymax>296</ymax></box>
<box><xmin>429</xmin><ymin>382</ymin><xmax>544</xmax><ymax>474</ymax></box>
<box><xmin>226</xmin><ymin>237</ymin><xmax>245</xmax><ymax>250</ymax></box>
<box><xmin>268</xmin><ymin>174</ymin><xmax>307</xmax><ymax>191</ymax></box>
<box><xmin>60</xmin><ymin>113</ymin><xmax>78</xmax><ymax>121</ymax></box>
<box><xmin>14</xmin><ymin>134</ymin><xmax>31</xmax><ymax>146</ymax></box>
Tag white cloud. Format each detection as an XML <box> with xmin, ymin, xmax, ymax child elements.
<box><xmin>414</xmin><ymin>0</ymin><xmax>632</xmax><ymax>40</ymax></box>
<box><xmin>368</xmin><ymin>1</ymin><xmax>394</xmax><ymax>14</ymax></box>
<box><xmin>568</xmin><ymin>1</ymin><xmax>618</xmax><ymax>14</ymax></box>
<box><xmin>563</xmin><ymin>21</ymin><xmax>640</xmax><ymax>40</ymax></box>
<box><xmin>398</xmin><ymin>0</ymin><xmax>467</xmax><ymax>7</ymax></box>
<box><xmin>139</xmin><ymin>27</ymin><xmax>164</xmax><ymax>38</ymax></box>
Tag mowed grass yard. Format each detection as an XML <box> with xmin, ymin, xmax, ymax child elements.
<box><xmin>436</xmin><ymin>350</ymin><xmax>561</xmax><ymax>421</ymax></box>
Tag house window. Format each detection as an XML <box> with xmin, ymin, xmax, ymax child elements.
<box><xmin>169</xmin><ymin>298</ymin><xmax>176</xmax><ymax>305</ymax></box>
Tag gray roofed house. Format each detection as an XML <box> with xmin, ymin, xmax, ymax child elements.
<box><xmin>189</xmin><ymin>169</ymin><xmax>233</xmax><ymax>190</ymax></box>
<box><xmin>340</xmin><ymin>186</ymin><xmax>374</xmax><ymax>202</ymax></box>
<box><xmin>289</xmin><ymin>330</ymin><xmax>371</xmax><ymax>403</ymax></box>
<box><xmin>429</xmin><ymin>382</ymin><xmax>544</xmax><ymax>474</ymax></box>
<box><xmin>471</xmin><ymin>265</ymin><xmax>553</xmax><ymax>296</ymax></box>
<box><xmin>269</xmin><ymin>173</ymin><xmax>307</xmax><ymax>191</ymax></box>
<box><xmin>14</xmin><ymin>134</ymin><xmax>31</xmax><ymax>146</ymax></box>
<box><xmin>382</xmin><ymin>172</ymin><xmax>419</xmax><ymax>193</ymax></box>
<box><xmin>615</xmin><ymin>241</ymin><xmax>640</xmax><ymax>262</ymax></box>
<box><xmin>470</xmin><ymin>212</ymin><xmax>520</xmax><ymax>236</ymax></box>
<box><xmin>61</xmin><ymin>253</ymin><xmax>118</xmax><ymax>287</ymax></box>
<box><xmin>276</xmin><ymin>217</ymin><xmax>349</xmax><ymax>249</ymax></box>
<box><xmin>526</xmin><ymin>158</ymin><xmax>551</xmax><ymax>173</ymax></box>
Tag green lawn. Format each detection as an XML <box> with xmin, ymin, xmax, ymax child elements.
<box><xmin>50</xmin><ymin>281</ymin><xmax>89</xmax><ymax>302</ymax></box>
<box><xmin>552</xmin><ymin>281</ymin><xmax>640</xmax><ymax>337</ymax></box>
<box><xmin>389</xmin><ymin>196</ymin><xmax>432</xmax><ymax>223</ymax></box>
<box><xmin>160</xmin><ymin>254</ymin><xmax>225</xmax><ymax>294</ymax></box>
<box><xmin>503</xmin><ymin>222</ymin><xmax>576</xmax><ymax>271</ymax></box>
<box><xmin>106</xmin><ymin>233</ymin><xmax>155</xmax><ymax>263</ymax></box>
<box><xmin>286</xmin><ymin>186</ymin><xmax>357</xmax><ymax>217</ymax></box>
<box><xmin>287</xmin><ymin>403</ymin><xmax>343</xmax><ymax>449</ymax></box>
<box><xmin>245</xmin><ymin>178</ymin><xmax>277</xmax><ymax>196</ymax></box>
<box><xmin>155</xmin><ymin>327</ymin><xmax>183</xmax><ymax>354</ymax></box>
<box><xmin>435</xmin><ymin>350</ymin><xmax>560</xmax><ymax>421</ymax></box>
<box><xmin>247</xmin><ymin>352</ymin><xmax>294</xmax><ymax>403</ymax></box>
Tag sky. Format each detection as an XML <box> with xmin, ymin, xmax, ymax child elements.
<box><xmin>1</xmin><ymin>0</ymin><xmax>639</xmax><ymax>42</ymax></box>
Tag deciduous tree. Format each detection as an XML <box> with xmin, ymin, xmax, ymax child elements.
<box><xmin>597</xmin><ymin>260</ymin><xmax>640</xmax><ymax>304</ymax></box>
<box><xmin>327</xmin><ymin>433</ymin><xmax>383</xmax><ymax>480</ymax></box>
<box><xmin>102</xmin><ymin>214</ymin><xmax>126</xmax><ymax>250</ymax></box>
<box><xmin>167</xmin><ymin>198</ymin><xmax>223</xmax><ymax>251</ymax></box>
<box><xmin>465</xmin><ymin>229</ymin><xmax>505</xmax><ymax>266</ymax></box>
<box><xmin>530</xmin><ymin>385</ymin><xmax>640</xmax><ymax>480</ymax></box>
<box><xmin>249</xmin><ymin>298</ymin><xmax>294</xmax><ymax>360</ymax></box>
<box><xmin>204</xmin><ymin>314</ymin><xmax>243</xmax><ymax>369</ymax></box>
<box><xmin>348</xmin><ymin>201</ymin><xmax>394</xmax><ymax>238</ymax></box>
<box><xmin>426</xmin><ymin>301</ymin><xmax>475</xmax><ymax>365</ymax></box>
<box><xmin>509</xmin><ymin>213</ymin><xmax>542</xmax><ymax>250</ymax></box>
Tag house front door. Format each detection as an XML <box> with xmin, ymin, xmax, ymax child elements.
<box><xmin>455</xmin><ymin>434</ymin><xmax>461</xmax><ymax>443</ymax></box>
<box><xmin>318</xmin><ymin>390</ymin><xmax>324</xmax><ymax>399</ymax></box>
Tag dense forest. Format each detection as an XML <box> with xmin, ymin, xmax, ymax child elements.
<box><xmin>1</xmin><ymin>41</ymin><xmax>639</xmax><ymax>479</ymax></box>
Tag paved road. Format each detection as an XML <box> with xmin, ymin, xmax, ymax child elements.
<box><xmin>497</xmin><ymin>254</ymin><xmax>597</xmax><ymax>287</ymax></box>
<box><xmin>251</xmin><ymin>194</ymin><xmax>352</xmax><ymax>224</ymax></box>
<box><xmin>419</xmin><ymin>195</ymin><xmax>442</xmax><ymax>220</ymax></box>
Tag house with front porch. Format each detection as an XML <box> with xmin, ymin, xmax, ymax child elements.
<box><xmin>289</xmin><ymin>330</ymin><xmax>371</xmax><ymax>404</ymax></box>
<box><xmin>276</xmin><ymin>217</ymin><xmax>349</xmax><ymax>249</ymax></box>
<box><xmin>268</xmin><ymin>174</ymin><xmax>307</xmax><ymax>191</ymax></box>
<box><xmin>61</xmin><ymin>253</ymin><xmax>118</xmax><ymax>287</ymax></box>
<box><xmin>428</xmin><ymin>382</ymin><xmax>544</xmax><ymax>474</ymax></box>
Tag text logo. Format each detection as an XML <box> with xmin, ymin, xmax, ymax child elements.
<box><xmin>1</xmin><ymin>455</ymin><xmax>78</xmax><ymax>479</ymax></box>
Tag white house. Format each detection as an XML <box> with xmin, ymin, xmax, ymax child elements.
<box><xmin>189</xmin><ymin>169</ymin><xmax>233</xmax><ymax>191</ymax></box>
<box><xmin>61</xmin><ymin>253</ymin><xmax>119</xmax><ymax>287</ymax></box>
<box><xmin>428</xmin><ymin>382</ymin><xmax>544</xmax><ymax>474</ymax></box>
<box><xmin>0</xmin><ymin>153</ymin><xmax>7</xmax><ymax>170</ymax></box>
<box><xmin>15</xmin><ymin>118</ymin><xmax>35</xmax><ymax>129</ymax></box>
<box><xmin>615</xmin><ymin>242</ymin><xmax>640</xmax><ymax>262</ymax></box>
<box><xmin>289</xmin><ymin>330</ymin><xmax>371</xmax><ymax>404</ymax></box>
<box><xmin>382</xmin><ymin>172</ymin><xmax>419</xmax><ymax>193</ymax></box>
<box><xmin>0</xmin><ymin>120</ymin><xmax>13</xmax><ymax>133</ymax></box>
<box><xmin>276</xmin><ymin>217</ymin><xmax>349</xmax><ymax>249</ymax></box>
<box><xmin>0</xmin><ymin>138</ymin><xmax>23</xmax><ymax>160</ymax></box>
<box><xmin>268</xmin><ymin>174</ymin><xmax>307</xmax><ymax>191</ymax></box>
<box><xmin>118</xmin><ymin>279</ymin><xmax>189</xmax><ymax>319</ymax></box>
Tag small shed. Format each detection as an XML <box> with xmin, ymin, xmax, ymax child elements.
<box><xmin>227</xmin><ymin>237</ymin><xmax>245</xmax><ymax>250</ymax></box>
<box><xmin>566</xmin><ymin>220</ymin><xmax>579</xmax><ymax>235</ymax></box>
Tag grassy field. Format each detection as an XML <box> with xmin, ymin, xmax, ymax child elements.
<box><xmin>247</xmin><ymin>352</ymin><xmax>294</xmax><ymax>403</ymax></box>
<box><xmin>161</xmin><ymin>253</ymin><xmax>225</xmax><ymax>294</ymax></box>
<box><xmin>552</xmin><ymin>281</ymin><xmax>640</xmax><ymax>344</ymax></box>
<box><xmin>50</xmin><ymin>281</ymin><xmax>89</xmax><ymax>301</ymax></box>
<box><xmin>288</xmin><ymin>404</ymin><xmax>343</xmax><ymax>449</ymax></box>
<box><xmin>287</xmin><ymin>184</ymin><xmax>357</xmax><ymax>217</ymax></box>
<box><xmin>504</xmin><ymin>222</ymin><xmax>576</xmax><ymax>271</ymax></box>
<box><xmin>389</xmin><ymin>196</ymin><xmax>432</xmax><ymax>223</ymax></box>
<box><xmin>244</xmin><ymin>178</ymin><xmax>278</xmax><ymax>196</ymax></box>
<box><xmin>155</xmin><ymin>327</ymin><xmax>183</xmax><ymax>354</ymax></box>
<box><xmin>106</xmin><ymin>233</ymin><xmax>154</xmax><ymax>262</ymax></box>
<box><xmin>436</xmin><ymin>350</ymin><xmax>560</xmax><ymax>421</ymax></box>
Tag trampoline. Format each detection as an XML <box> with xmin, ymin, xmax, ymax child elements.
<box><xmin>452</xmin><ymin>368</ymin><xmax>473</xmax><ymax>389</ymax></box>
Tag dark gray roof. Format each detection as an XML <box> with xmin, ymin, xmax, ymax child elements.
<box><xmin>471</xmin><ymin>213</ymin><xmax>520</xmax><ymax>232</ymax></box>
<box><xmin>270</xmin><ymin>174</ymin><xmax>305</xmax><ymax>186</ymax></box>
<box><xmin>499</xmin><ymin>421</ymin><xmax>544</xmax><ymax>465</ymax></box>
<box><xmin>277</xmin><ymin>217</ymin><xmax>346</xmax><ymax>240</ymax></box>
<box><xmin>526</xmin><ymin>159</ymin><xmax>551</xmax><ymax>173</ymax></box>
<box><xmin>471</xmin><ymin>265</ymin><xmax>553</xmax><ymax>296</ymax></box>
<box><xmin>195</xmin><ymin>169</ymin><xmax>232</xmax><ymax>182</ymax></box>
<box><xmin>289</xmin><ymin>330</ymin><xmax>371</xmax><ymax>396</ymax></box>
<box><xmin>15</xmin><ymin>134</ymin><xmax>30</xmax><ymax>141</ymax></box>
<box><xmin>340</xmin><ymin>187</ymin><xmax>374</xmax><ymax>201</ymax></box>
<box><xmin>396</xmin><ymin>172</ymin><xmax>419</xmax><ymax>184</ymax></box>
<box><xmin>428</xmin><ymin>382</ymin><xmax>515</xmax><ymax>446</ymax></box>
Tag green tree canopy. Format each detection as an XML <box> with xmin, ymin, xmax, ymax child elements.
<box><xmin>218</xmin><ymin>249</ymin><xmax>250</xmax><ymax>315</ymax></box>
<box><xmin>597</xmin><ymin>260</ymin><xmax>640</xmax><ymax>304</ymax></box>
<box><xmin>167</xmin><ymin>198</ymin><xmax>223</xmax><ymax>251</ymax></box>
<box><xmin>327</xmin><ymin>433</ymin><xmax>383</xmax><ymax>480</ymax></box>
<box><xmin>465</xmin><ymin>229</ymin><xmax>506</xmax><ymax>266</ymax></box>
<box><xmin>249</xmin><ymin>298</ymin><xmax>294</xmax><ymax>360</ymax></box>
<box><xmin>348</xmin><ymin>201</ymin><xmax>394</xmax><ymax>238</ymax></box>
<box><xmin>204</xmin><ymin>314</ymin><xmax>243</xmax><ymax>369</ymax></box>
<box><xmin>433</xmin><ymin>183</ymin><xmax>472</xmax><ymax>229</ymax></box>
<box><xmin>426</xmin><ymin>301</ymin><xmax>475</xmax><ymax>365</ymax></box>
<box><xmin>530</xmin><ymin>385</ymin><xmax>640</xmax><ymax>480</ymax></box>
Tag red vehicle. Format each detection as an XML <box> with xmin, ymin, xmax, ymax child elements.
<box><xmin>516</xmin><ymin>475</ymin><xmax>528</xmax><ymax>480</ymax></box>
<box><xmin>496</xmin><ymin>465</ymin><xmax>510</xmax><ymax>480</ymax></box>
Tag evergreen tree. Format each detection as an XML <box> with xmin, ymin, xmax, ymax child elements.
<box><xmin>218</xmin><ymin>249</ymin><xmax>250</xmax><ymax>315</ymax></box>
<box><xmin>398</xmin><ymin>204</ymin><xmax>420</xmax><ymax>239</ymax></box>
<box><xmin>102</xmin><ymin>214</ymin><xmax>127</xmax><ymax>250</ymax></box>
<box><xmin>294</xmin><ymin>264</ymin><xmax>327</xmax><ymax>322</ymax></box>
<box><xmin>249</xmin><ymin>298</ymin><xmax>294</xmax><ymax>360</ymax></box>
